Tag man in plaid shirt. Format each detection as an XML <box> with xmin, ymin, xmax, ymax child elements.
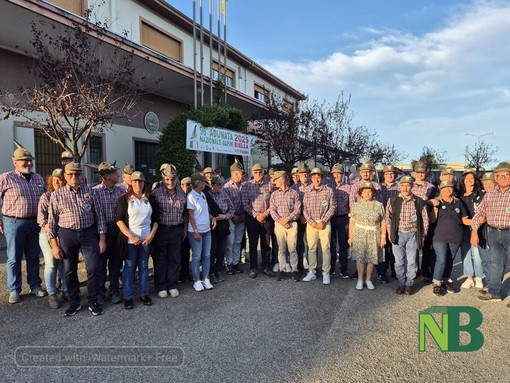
<box><xmin>291</xmin><ymin>163</ymin><xmax>312</xmax><ymax>276</ymax></box>
<box><xmin>472</xmin><ymin>161</ymin><xmax>510</xmax><ymax>309</ymax></box>
<box><xmin>0</xmin><ymin>147</ymin><xmax>46</xmax><ymax>304</ymax></box>
<box><xmin>48</xmin><ymin>162</ymin><xmax>107</xmax><ymax>316</ymax></box>
<box><xmin>269</xmin><ymin>171</ymin><xmax>302</xmax><ymax>281</ymax></box>
<box><xmin>241</xmin><ymin>163</ymin><xmax>276</xmax><ymax>278</ymax></box>
<box><xmin>349</xmin><ymin>161</ymin><xmax>382</xmax><ymax>209</ymax></box>
<box><xmin>302</xmin><ymin>168</ymin><xmax>336</xmax><ymax>285</ymax></box>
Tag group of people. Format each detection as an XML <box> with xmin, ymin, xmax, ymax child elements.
<box><xmin>1</xmin><ymin>144</ymin><xmax>510</xmax><ymax>316</ymax></box>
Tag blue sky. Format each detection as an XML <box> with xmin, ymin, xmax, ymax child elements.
<box><xmin>169</xmin><ymin>0</ymin><xmax>509</xmax><ymax>165</ymax></box>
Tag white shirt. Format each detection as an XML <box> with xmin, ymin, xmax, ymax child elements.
<box><xmin>127</xmin><ymin>195</ymin><xmax>152</xmax><ymax>244</ymax></box>
<box><xmin>187</xmin><ymin>189</ymin><xmax>210</xmax><ymax>233</ymax></box>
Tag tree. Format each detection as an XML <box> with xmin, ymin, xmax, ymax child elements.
<box><xmin>465</xmin><ymin>140</ymin><xmax>497</xmax><ymax>174</ymax></box>
<box><xmin>157</xmin><ymin>104</ymin><xmax>246</xmax><ymax>177</ymax></box>
<box><xmin>0</xmin><ymin>8</ymin><xmax>150</xmax><ymax>160</ymax></box>
<box><xmin>412</xmin><ymin>146</ymin><xmax>448</xmax><ymax>173</ymax></box>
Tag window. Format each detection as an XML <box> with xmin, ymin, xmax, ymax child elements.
<box><xmin>283</xmin><ymin>100</ymin><xmax>294</xmax><ymax>113</ymax></box>
<box><xmin>135</xmin><ymin>141</ymin><xmax>158</xmax><ymax>186</ymax></box>
<box><xmin>140</xmin><ymin>20</ymin><xmax>182</xmax><ymax>62</ymax></box>
<box><xmin>48</xmin><ymin>0</ymin><xmax>86</xmax><ymax>15</ymax></box>
<box><xmin>254</xmin><ymin>84</ymin><xmax>269</xmax><ymax>103</ymax></box>
<box><xmin>212</xmin><ymin>61</ymin><xmax>235</xmax><ymax>88</ymax></box>
<box><xmin>34</xmin><ymin>130</ymin><xmax>62</xmax><ymax>178</ymax></box>
<box><xmin>88</xmin><ymin>135</ymin><xmax>103</xmax><ymax>185</ymax></box>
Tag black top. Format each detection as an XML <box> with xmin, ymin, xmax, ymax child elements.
<box><xmin>433</xmin><ymin>198</ymin><xmax>468</xmax><ymax>244</ymax></box>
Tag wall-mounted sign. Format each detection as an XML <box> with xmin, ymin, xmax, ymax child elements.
<box><xmin>144</xmin><ymin>112</ymin><xmax>160</xmax><ymax>134</ymax></box>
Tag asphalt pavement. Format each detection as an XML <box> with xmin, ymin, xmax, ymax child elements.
<box><xmin>0</xmin><ymin>235</ymin><xmax>509</xmax><ymax>383</ymax></box>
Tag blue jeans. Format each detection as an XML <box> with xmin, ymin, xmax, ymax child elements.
<box><xmin>392</xmin><ymin>231</ymin><xmax>418</xmax><ymax>286</ymax></box>
<box><xmin>478</xmin><ymin>245</ymin><xmax>491</xmax><ymax>286</ymax></box>
<box><xmin>188</xmin><ymin>231</ymin><xmax>211</xmax><ymax>282</ymax></box>
<box><xmin>3</xmin><ymin>217</ymin><xmax>42</xmax><ymax>293</ymax></box>
<box><xmin>123</xmin><ymin>244</ymin><xmax>151</xmax><ymax>300</ymax></box>
<box><xmin>487</xmin><ymin>227</ymin><xmax>510</xmax><ymax>297</ymax></box>
<box><xmin>39</xmin><ymin>232</ymin><xmax>67</xmax><ymax>295</ymax></box>
<box><xmin>460</xmin><ymin>229</ymin><xmax>483</xmax><ymax>277</ymax></box>
<box><xmin>432</xmin><ymin>242</ymin><xmax>460</xmax><ymax>284</ymax></box>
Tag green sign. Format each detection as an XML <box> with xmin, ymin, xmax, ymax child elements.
<box><xmin>418</xmin><ymin>306</ymin><xmax>484</xmax><ymax>352</ymax></box>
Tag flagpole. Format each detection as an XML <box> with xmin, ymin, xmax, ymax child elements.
<box><xmin>199</xmin><ymin>0</ymin><xmax>204</xmax><ymax>107</ymax></box>
<box><xmin>192</xmin><ymin>0</ymin><xmax>197</xmax><ymax>108</ymax></box>
<box><xmin>217</xmin><ymin>0</ymin><xmax>222</xmax><ymax>102</ymax></box>
<box><xmin>223</xmin><ymin>0</ymin><xmax>228</xmax><ymax>104</ymax></box>
<box><xmin>209</xmin><ymin>0</ymin><xmax>213</xmax><ymax>105</ymax></box>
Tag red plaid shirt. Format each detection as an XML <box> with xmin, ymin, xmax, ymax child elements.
<box><xmin>92</xmin><ymin>183</ymin><xmax>124</xmax><ymax>225</ymax></box>
<box><xmin>269</xmin><ymin>187</ymin><xmax>302</xmax><ymax>222</ymax></box>
<box><xmin>222</xmin><ymin>180</ymin><xmax>245</xmax><ymax>215</ymax></box>
<box><xmin>303</xmin><ymin>184</ymin><xmax>336</xmax><ymax>223</ymax></box>
<box><xmin>385</xmin><ymin>194</ymin><xmax>429</xmax><ymax>235</ymax></box>
<box><xmin>241</xmin><ymin>179</ymin><xmax>275</xmax><ymax>218</ymax></box>
<box><xmin>349</xmin><ymin>179</ymin><xmax>382</xmax><ymax>208</ymax></box>
<box><xmin>37</xmin><ymin>191</ymin><xmax>51</xmax><ymax>228</ymax></box>
<box><xmin>151</xmin><ymin>186</ymin><xmax>187</xmax><ymax>226</ymax></box>
<box><xmin>333</xmin><ymin>182</ymin><xmax>351</xmax><ymax>216</ymax></box>
<box><xmin>472</xmin><ymin>186</ymin><xmax>510</xmax><ymax>229</ymax></box>
<box><xmin>0</xmin><ymin>171</ymin><xmax>45</xmax><ymax>218</ymax></box>
<box><xmin>47</xmin><ymin>184</ymin><xmax>106</xmax><ymax>238</ymax></box>
<box><xmin>210</xmin><ymin>190</ymin><xmax>234</xmax><ymax>219</ymax></box>
<box><xmin>412</xmin><ymin>181</ymin><xmax>436</xmax><ymax>201</ymax></box>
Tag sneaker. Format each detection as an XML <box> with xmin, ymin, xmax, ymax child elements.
<box><xmin>111</xmin><ymin>291</ymin><xmax>122</xmax><ymax>304</ymax></box>
<box><xmin>292</xmin><ymin>271</ymin><xmax>300</xmax><ymax>282</ymax></box>
<box><xmin>209</xmin><ymin>274</ymin><xmax>218</xmax><ymax>284</ymax></box>
<box><xmin>461</xmin><ymin>278</ymin><xmax>474</xmax><ymax>289</ymax></box>
<box><xmin>202</xmin><ymin>278</ymin><xmax>214</xmax><ymax>290</ymax></box>
<box><xmin>139</xmin><ymin>296</ymin><xmax>153</xmax><ymax>306</ymax></box>
<box><xmin>285</xmin><ymin>263</ymin><xmax>292</xmax><ymax>273</ymax></box>
<box><xmin>396</xmin><ymin>286</ymin><xmax>405</xmax><ymax>294</ymax></box>
<box><xmin>232</xmin><ymin>264</ymin><xmax>244</xmax><ymax>274</ymax></box>
<box><xmin>124</xmin><ymin>299</ymin><xmax>134</xmax><ymax>309</ymax></box>
<box><xmin>249</xmin><ymin>270</ymin><xmax>257</xmax><ymax>279</ymax></box>
<box><xmin>432</xmin><ymin>284</ymin><xmax>443</xmax><ymax>296</ymax></box>
<box><xmin>355</xmin><ymin>280</ymin><xmax>363</xmax><ymax>290</ymax></box>
<box><xmin>193</xmin><ymin>281</ymin><xmax>205</xmax><ymax>292</ymax></box>
<box><xmin>474</xmin><ymin>277</ymin><xmax>484</xmax><ymax>289</ymax></box>
<box><xmin>366</xmin><ymin>280</ymin><xmax>375</xmax><ymax>290</ymax></box>
<box><xmin>48</xmin><ymin>294</ymin><xmax>61</xmax><ymax>309</ymax></box>
<box><xmin>339</xmin><ymin>272</ymin><xmax>351</xmax><ymax>279</ymax></box>
<box><xmin>227</xmin><ymin>265</ymin><xmax>235</xmax><ymax>275</ymax></box>
<box><xmin>88</xmin><ymin>302</ymin><xmax>103</xmax><ymax>316</ymax></box>
<box><xmin>64</xmin><ymin>303</ymin><xmax>81</xmax><ymax>316</ymax></box>
<box><xmin>302</xmin><ymin>271</ymin><xmax>317</xmax><ymax>282</ymax></box>
<box><xmin>272</xmin><ymin>263</ymin><xmax>279</xmax><ymax>273</ymax></box>
<box><xmin>31</xmin><ymin>287</ymin><xmax>48</xmax><ymax>297</ymax></box>
<box><xmin>277</xmin><ymin>271</ymin><xmax>287</xmax><ymax>281</ymax></box>
<box><xmin>158</xmin><ymin>290</ymin><xmax>168</xmax><ymax>299</ymax></box>
<box><xmin>478</xmin><ymin>294</ymin><xmax>501</xmax><ymax>302</ymax></box>
<box><xmin>378</xmin><ymin>274</ymin><xmax>389</xmax><ymax>284</ymax></box>
<box><xmin>404</xmin><ymin>286</ymin><xmax>414</xmax><ymax>295</ymax></box>
<box><xmin>263</xmin><ymin>269</ymin><xmax>275</xmax><ymax>277</ymax></box>
<box><xmin>169</xmin><ymin>289</ymin><xmax>179</xmax><ymax>298</ymax></box>
<box><xmin>8</xmin><ymin>291</ymin><xmax>21</xmax><ymax>304</ymax></box>
<box><xmin>322</xmin><ymin>273</ymin><xmax>331</xmax><ymax>285</ymax></box>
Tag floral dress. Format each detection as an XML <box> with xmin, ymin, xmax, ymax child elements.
<box><xmin>350</xmin><ymin>199</ymin><xmax>385</xmax><ymax>264</ymax></box>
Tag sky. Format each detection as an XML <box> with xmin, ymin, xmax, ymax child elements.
<box><xmin>168</xmin><ymin>0</ymin><xmax>509</xmax><ymax>166</ymax></box>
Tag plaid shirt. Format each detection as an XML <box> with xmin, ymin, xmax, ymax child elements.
<box><xmin>0</xmin><ymin>171</ymin><xmax>45</xmax><ymax>218</ymax></box>
<box><xmin>118</xmin><ymin>182</ymin><xmax>130</xmax><ymax>194</ymax></box>
<box><xmin>385</xmin><ymin>194</ymin><xmax>429</xmax><ymax>235</ymax></box>
<box><xmin>412</xmin><ymin>181</ymin><xmax>436</xmax><ymax>201</ymax></box>
<box><xmin>37</xmin><ymin>191</ymin><xmax>51</xmax><ymax>228</ymax></box>
<box><xmin>210</xmin><ymin>190</ymin><xmax>234</xmax><ymax>219</ymax></box>
<box><xmin>472</xmin><ymin>186</ymin><xmax>510</xmax><ymax>229</ymax></box>
<box><xmin>380</xmin><ymin>182</ymin><xmax>399</xmax><ymax>209</ymax></box>
<box><xmin>92</xmin><ymin>183</ymin><xmax>124</xmax><ymax>225</ymax></box>
<box><xmin>241</xmin><ymin>179</ymin><xmax>275</xmax><ymax>218</ymax></box>
<box><xmin>222</xmin><ymin>179</ymin><xmax>245</xmax><ymax>215</ymax></box>
<box><xmin>291</xmin><ymin>181</ymin><xmax>312</xmax><ymax>203</ymax></box>
<box><xmin>47</xmin><ymin>184</ymin><xmax>106</xmax><ymax>238</ymax></box>
<box><xmin>333</xmin><ymin>182</ymin><xmax>351</xmax><ymax>216</ymax></box>
<box><xmin>269</xmin><ymin>187</ymin><xmax>302</xmax><ymax>222</ymax></box>
<box><xmin>303</xmin><ymin>184</ymin><xmax>336</xmax><ymax>223</ymax></box>
<box><xmin>349</xmin><ymin>179</ymin><xmax>382</xmax><ymax>208</ymax></box>
<box><xmin>151</xmin><ymin>186</ymin><xmax>187</xmax><ymax>226</ymax></box>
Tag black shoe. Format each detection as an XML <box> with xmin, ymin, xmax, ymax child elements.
<box><xmin>124</xmin><ymin>299</ymin><xmax>134</xmax><ymax>309</ymax></box>
<box><xmin>227</xmin><ymin>265</ymin><xmax>235</xmax><ymax>275</ymax></box>
<box><xmin>441</xmin><ymin>282</ymin><xmax>456</xmax><ymax>293</ymax></box>
<box><xmin>378</xmin><ymin>274</ymin><xmax>390</xmax><ymax>284</ymax></box>
<box><xmin>263</xmin><ymin>269</ymin><xmax>275</xmax><ymax>277</ymax></box>
<box><xmin>277</xmin><ymin>271</ymin><xmax>287</xmax><ymax>281</ymax></box>
<box><xmin>88</xmin><ymin>302</ymin><xmax>104</xmax><ymax>316</ymax></box>
<box><xmin>292</xmin><ymin>271</ymin><xmax>300</xmax><ymax>282</ymax></box>
<box><xmin>249</xmin><ymin>270</ymin><xmax>257</xmax><ymax>278</ymax></box>
<box><xmin>64</xmin><ymin>303</ymin><xmax>81</xmax><ymax>317</ymax></box>
<box><xmin>339</xmin><ymin>271</ymin><xmax>351</xmax><ymax>279</ymax></box>
<box><xmin>140</xmin><ymin>295</ymin><xmax>153</xmax><ymax>306</ymax></box>
<box><xmin>232</xmin><ymin>264</ymin><xmax>244</xmax><ymax>274</ymax></box>
<box><xmin>432</xmin><ymin>284</ymin><xmax>443</xmax><ymax>296</ymax></box>
<box><xmin>209</xmin><ymin>274</ymin><xmax>218</xmax><ymax>284</ymax></box>
<box><xmin>350</xmin><ymin>271</ymin><xmax>358</xmax><ymax>279</ymax></box>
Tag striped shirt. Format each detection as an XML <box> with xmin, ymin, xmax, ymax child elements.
<box><xmin>349</xmin><ymin>179</ymin><xmax>382</xmax><ymax>208</ymax></box>
<box><xmin>151</xmin><ymin>186</ymin><xmax>187</xmax><ymax>226</ymax></box>
<box><xmin>0</xmin><ymin>171</ymin><xmax>45</xmax><ymax>218</ymax></box>
<box><xmin>303</xmin><ymin>184</ymin><xmax>336</xmax><ymax>223</ymax></box>
<box><xmin>471</xmin><ymin>186</ymin><xmax>510</xmax><ymax>229</ymax></box>
<box><xmin>269</xmin><ymin>187</ymin><xmax>302</xmax><ymax>222</ymax></box>
<box><xmin>92</xmin><ymin>183</ymin><xmax>124</xmax><ymax>225</ymax></box>
<box><xmin>412</xmin><ymin>181</ymin><xmax>436</xmax><ymax>201</ymax></box>
<box><xmin>47</xmin><ymin>184</ymin><xmax>106</xmax><ymax>238</ymax></box>
<box><xmin>385</xmin><ymin>194</ymin><xmax>429</xmax><ymax>235</ymax></box>
<box><xmin>37</xmin><ymin>191</ymin><xmax>51</xmax><ymax>228</ymax></box>
<box><xmin>222</xmin><ymin>180</ymin><xmax>245</xmax><ymax>215</ymax></box>
<box><xmin>333</xmin><ymin>182</ymin><xmax>351</xmax><ymax>216</ymax></box>
<box><xmin>380</xmin><ymin>182</ymin><xmax>399</xmax><ymax>209</ymax></box>
<box><xmin>241</xmin><ymin>179</ymin><xmax>275</xmax><ymax>218</ymax></box>
<box><xmin>210</xmin><ymin>190</ymin><xmax>235</xmax><ymax>219</ymax></box>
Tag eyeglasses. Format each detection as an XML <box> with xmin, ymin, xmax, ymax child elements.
<box><xmin>495</xmin><ymin>174</ymin><xmax>509</xmax><ymax>179</ymax></box>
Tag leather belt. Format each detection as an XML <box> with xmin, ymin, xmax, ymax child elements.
<box><xmin>489</xmin><ymin>225</ymin><xmax>510</xmax><ymax>231</ymax></box>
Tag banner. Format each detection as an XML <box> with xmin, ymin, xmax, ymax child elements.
<box><xmin>186</xmin><ymin>120</ymin><xmax>256</xmax><ymax>157</ymax></box>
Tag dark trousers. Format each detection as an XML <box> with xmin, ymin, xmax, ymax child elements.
<box><xmin>246</xmin><ymin>215</ymin><xmax>272</xmax><ymax>270</ymax></box>
<box><xmin>271</xmin><ymin>231</ymin><xmax>279</xmax><ymax>266</ymax></box>
<box><xmin>153</xmin><ymin>224</ymin><xmax>183</xmax><ymax>291</ymax></box>
<box><xmin>99</xmin><ymin>224</ymin><xmax>121</xmax><ymax>293</ymax></box>
<box><xmin>330</xmin><ymin>215</ymin><xmax>349</xmax><ymax>274</ymax></box>
<box><xmin>210</xmin><ymin>230</ymin><xmax>227</xmax><ymax>275</ymax></box>
<box><xmin>59</xmin><ymin>226</ymin><xmax>101</xmax><ymax>305</ymax></box>
<box><xmin>420</xmin><ymin>234</ymin><xmax>435</xmax><ymax>278</ymax></box>
<box><xmin>180</xmin><ymin>237</ymin><xmax>191</xmax><ymax>281</ymax></box>
<box><xmin>377</xmin><ymin>235</ymin><xmax>395</xmax><ymax>276</ymax></box>
<box><xmin>296</xmin><ymin>221</ymin><xmax>306</xmax><ymax>273</ymax></box>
